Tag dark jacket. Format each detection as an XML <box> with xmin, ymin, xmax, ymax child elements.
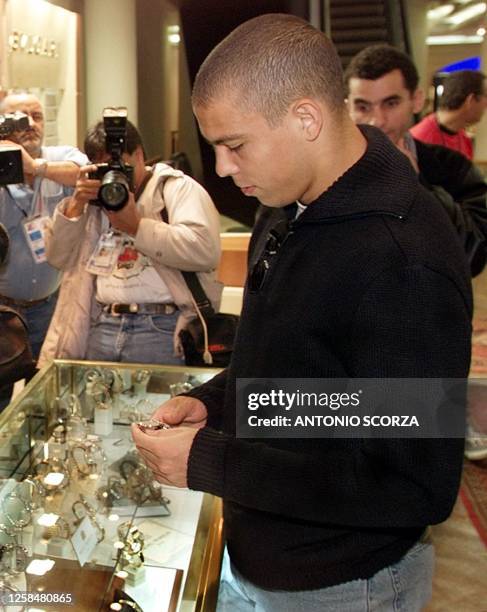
<box><xmin>186</xmin><ymin>126</ymin><xmax>472</xmax><ymax>591</ymax></box>
<box><xmin>415</xmin><ymin>138</ymin><xmax>487</xmax><ymax>277</ymax></box>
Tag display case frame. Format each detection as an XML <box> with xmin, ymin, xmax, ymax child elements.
<box><xmin>0</xmin><ymin>359</ymin><xmax>224</xmax><ymax>612</ymax></box>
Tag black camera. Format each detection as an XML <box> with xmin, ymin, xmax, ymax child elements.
<box><xmin>0</xmin><ymin>111</ymin><xmax>29</xmax><ymax>138</ymax></box>
<box><xmin>0</xmin><ymin>112</ymin><xmax>28</xmax><ymax>186</ymax></box>
<box><xmin>89</xmin><ymin>107</ymin><xmax>134</xmax><ymax>211</ymax></box>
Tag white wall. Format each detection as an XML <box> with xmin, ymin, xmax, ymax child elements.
<box><xmin>84</xmin><ymin>0</ymin><xmax>137</xmax><ymax>126</ymax></box>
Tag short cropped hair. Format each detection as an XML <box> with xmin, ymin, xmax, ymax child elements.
<box><xmin>84</xmin><ymin>119</ymin><xmax>144</xmax><ymax>161</ymax></box>
<box><xmin>192</xmin><ymin>13</ymin><xmax>346</xmax><ymax>126</ymax></box>
<box><xmin>344</xmin><ymin>44</ymin><xmax>419</xmax><ymax>95</ymax></box>
<box><xmin>438</xmin><ymin>70</ymin><xmax>486</xmax><ymax>110</ymax></box>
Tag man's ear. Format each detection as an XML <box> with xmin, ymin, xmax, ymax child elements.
<box><xmin>412</xmin><ymin>88</ymin><xmax>425</xmax><ymax>114</ymax></box>
<box><xmin>464</xmin><ymin>92</ymin><xmax>477</xmax><ymax>110</ymax></box>
<box><xmin>292</xmin><ymin>99</ymin><xmax>323</xmax><ymax>141</ymax></box>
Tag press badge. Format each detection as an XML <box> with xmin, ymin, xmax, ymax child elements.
<box><xmin>85</xmin><ymin>230</ymin><xmax>123</xmax><ymax>276</ymax></box>
<box><xmin>22</xmin><ymin>215</ymin><xmax>50</xmax><ymax>264</ymax></box>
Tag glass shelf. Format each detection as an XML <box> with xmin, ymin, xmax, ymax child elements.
<box><xmin>0</xmin><ymin>359</ymin><xmax>224</xmax><ymax>612</ymax></box>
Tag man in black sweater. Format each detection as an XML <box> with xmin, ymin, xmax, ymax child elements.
<box><xmin>345</xmin><ymin>44</ymin><xmax>487</xmax><ymax>461</ymax></box>
<box><xmin>344</xmin><ymin>44</ymin><xmax>487</xmax><ymax>279</ymax></box>
<box><xmin>132</xmin><ymin>15</ymin><xmax>472</xmax><ymax>611</ymax></box>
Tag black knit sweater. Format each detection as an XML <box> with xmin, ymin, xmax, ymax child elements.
<box><xmin>186</xmin><ymin>126</ymin><xmax>472</xmax><ymax>591</ymax></box>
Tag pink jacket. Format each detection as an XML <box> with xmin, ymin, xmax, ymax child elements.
<box><xmin>38</xmin><ymin>163</ymin><xmax>222</xmax><ymax>367</ymax></box>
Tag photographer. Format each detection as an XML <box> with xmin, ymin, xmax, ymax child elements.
<box><xmin>0</xmin><ymin>92</ymin><xmax>87</xmax><ymax>360</ymax></box>
<box><xmin>38</xmin><ymin>117</ymin><xmax>221</xmax><ymax>367</ymax></box>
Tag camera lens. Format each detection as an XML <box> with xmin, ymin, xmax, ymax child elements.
<box><xmin>98</xmin><ymin>170</ymin><xmax>129</xmax><ymax>211</ymax></box>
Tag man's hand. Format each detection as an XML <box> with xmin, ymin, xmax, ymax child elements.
<box><xmin>64</xmin><ymin>164</ymin><xmax>99</xmax><ymax>218</ymax></box>
<box><xmin>152</xmin><ymin>395</ymin><xmax>208</xmax><ymax>429</ymax></box>
<box><xmin>131</xmin><ymin>424</ymin><xmax>199</xmax><ymax>488</ymax></box>
<box><xmin>104</xmin><ymin>192</ymin><xmax>141</xmax><ymax>236</ymax></box>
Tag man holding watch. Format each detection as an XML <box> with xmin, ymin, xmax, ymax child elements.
<box><xmin>0</xmin><ymin>92</ymin><xmax>87</xmax><ymax>361</ymax></box>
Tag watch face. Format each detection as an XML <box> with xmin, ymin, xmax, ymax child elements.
<box><xmin>136</xmin><ymin>418</ymin><xmax>170</xmax><ymax>432</ymax></box>
<box><xmin>0</xmin><ymin>222</ymin><xmax>9</xmax><ymax>264</ymax></box>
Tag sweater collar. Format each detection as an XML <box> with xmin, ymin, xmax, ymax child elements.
<box><xmin>294</xmin><ymin>125</ymin><xmax>418</xmax><ymax>223</ymax></box>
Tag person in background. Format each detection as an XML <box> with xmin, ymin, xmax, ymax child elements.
<box><xmin>39</xmin><ymin>119</ymin><xmax>221</xmax><ymax>367</ymax></box>
<box><xmin>410</xmin><ymin>69</ymin><xmax>487</xmax><ymax>160</ymax></box>
<box><xmin>344</xmin><ymin>45</ymin><xmax>487</xmax><ymax>461</ymax></box>
<box><xmin>0</xmin><ymin>92</ymin><xmax>87</xmax><ymax>360</ymax></box>
<box><xmin>344</xmin><ymin>45</ymin><xmax>487</xmax><ymax>280</ymax></box>
<box><xmin>132</xmin><ymin>14</ymin><xmax>472</xmax><ymax>611</ymax></box>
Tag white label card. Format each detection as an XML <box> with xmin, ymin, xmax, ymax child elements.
<box><xmin>22</xmin><ymin>215</ymin><xmax>50</xmax><ymax>264</ymax></box>
<box><xmin>71</xmin><ymin>516</ymin><xmax>98</xmax><ymax>567</ymax></box>
<box><xmin>85</xmin><ymin>230</ymin><xmax>123</xmax><ymax>276</ymax></box>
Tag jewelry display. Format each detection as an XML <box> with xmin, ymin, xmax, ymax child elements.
<box><xmin>133</xmin><ymin>398</ymin><xmax>156</xmax><ymax>420</ymax></box>
<box><xmin>15</xmin><ymin>479</ymin><xmax>44</xmax><ymax>512</ymax></box>
<box><xmin>66</xmin><ymin>395</ymin><xmax>88</xmax><ymax>443</ymax></box>
<box><xmin>169</xmin><ymin>381</ymin><xmax>193</xmax><ymax>397</ymax></box>
<box><xmin>115</xmin><ymin>523</ymin><xmax>146</xmax><ymax>587</ymax></box>
<box><xmin>0</xmin><ymin>522</ymin><xmax>16</xmax><ymax>540</ymax></box>
<box><xmin>71</xmin><ymin>494</ymin><xmax>105</xmax><ymax>543</ymax></box>
<box><xmin>132</xmin><ymin>369</ymin><xmax>150</xmax><ymax>395</ymax></box>
<box><xmin>0</xmin><ymin>360</ymin><xmax>219</xmax><ymax>611</ymax></box>
<box><xmin>70</xmin><ymin>440</ymin><xmax>106</xmax><ymax>479</ymax></box>
<box><xmin>95</xmin><ymin>477</ymin><xmax>125</xmax><ymax>508</ymax></box>
<box><xmin>2</xmin><ymin>492</ymin><xmax>32</xmax><ymax>531</ymax></box>
<box><xmin>0</xmin><ymin>543</ymin><xmax>28</xmax><ymax>575</ymax></box>
<box><xmin>33</xmin><ymin>457</ymin><xmax>69</xmax><ymax>492</ymax></box>
<box><xmin>52</xmin><ymin>423</ymin><xmax>67</xmax><ymax>445</ymax></box>
<box><xmin>41</xmin><ymin>516</ymin><xmax>71</xmax><ymax>541</ymax></box>
<box><xmin>110</xmin><ymin>589</ymin><xmax>144</xmax><ymax>612</ymax></box>
<box><xmin>124</xmin><ymin>465</ymin><xmax>170</xmax><ymax>509</ymax></box>
<box><xmin>94</xmin><ymin>398</ymin><xmax>113</xmax><ymax>437</ymax></box>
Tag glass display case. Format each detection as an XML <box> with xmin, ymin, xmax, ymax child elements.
<box><xmin>0</xmin><ymin>360</ymin><xmax>224</xmax><ymax>612</ymax></box>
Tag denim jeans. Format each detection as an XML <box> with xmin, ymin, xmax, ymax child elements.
<box><xmin>86</xmin><ymin>310</ymin><xmax>184</xmax><ymax>365</ymax></box>
<box><xmin>217</xmin><ymin>541</ymin><xmax>434</xmax><ymax>612</ymax></box>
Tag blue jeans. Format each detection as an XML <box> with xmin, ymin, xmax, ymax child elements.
<box><xmin>217</xmin><ymin>541</ymin><xmax>434</xmax><ymax>612</ymax></box>
<box><xmin>86</xmin><ymin>310</ymin><xmax>184</xmax><ymax>365</ymax></box>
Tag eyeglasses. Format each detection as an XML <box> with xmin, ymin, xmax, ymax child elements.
<box><xmin>248</xmin><ymin>219</ymin><xmax>292</xmax><ymax>293</ymax></box>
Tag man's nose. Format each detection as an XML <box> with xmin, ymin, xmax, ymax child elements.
<box><xmin>27</xmin><ymin>115</ymin><xmax>35</xmax><ymax>128</ymax></box>
<box><xmin>366</xmin><ymin>106</ymin><xmax>386</xmax><ymax>130</ymax></box>
<box><xmin>214</xmin><ymin>148</ymin><xmax>239</xmax><ymax>178</ymax></box>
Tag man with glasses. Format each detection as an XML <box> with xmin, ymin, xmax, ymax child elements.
<box><xmin>411</xmin><ymin>69</ymin><xmax>487</xmax><ymax>160</ymax></box>
<box><xmin>0</xmin><ymin>92</ymin><xmax>87</xmax><ymax>360</ymax></box>
<box><xmin>133</xmin><ymin>14</ymin><xmax>471</xmax><ymax>611</ymax></box>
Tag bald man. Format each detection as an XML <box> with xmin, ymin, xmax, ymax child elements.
<box><xmin>0</xmin><ymin>93</ymin><xmax>87</xmax><ymax>361</ymax></box>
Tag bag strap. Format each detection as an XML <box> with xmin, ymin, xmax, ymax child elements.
<box><xmin>159</xmin><ymin>178</ymin><xmax>215</xmax><ymax>320</ymax></box>
<box><xmin>0</xmin><ymin>305</ymin><xmax>29</xmax><ymax>330</ymax></box>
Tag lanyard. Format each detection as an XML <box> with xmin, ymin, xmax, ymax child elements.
<box><xmin>5</xmin><ymin>178</ymin><xmax>44</xmax><ymax>218</ymax></box>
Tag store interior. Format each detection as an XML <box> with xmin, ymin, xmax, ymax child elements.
<box><xmin>0</xmin><ymin>0</ymin><xmax>486</xmax><ymax>610</ymax></box>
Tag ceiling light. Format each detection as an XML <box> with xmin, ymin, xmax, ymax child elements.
<box><xmin>445</xmin><ymin>3</ymin><xmax>486</xmax><ymax>26</ymax></box>
<box><xmin>427</xmin><ymin>34</ymin><xmax>484</xmax><ymax>44</ymax></box>
<box><xmin>477</xmin><ymin>26</ymin><xmax>486</xmax><ymax>35</ymax></box>
<box><xmin>427</xmin><ymin>4</ymin><xmax>454</xmax><ymax>20</ymax></box>
<box><xmin>167</xmin><ymin>25</ymin><xmax>180</xmax><ymax>46</ymax></box>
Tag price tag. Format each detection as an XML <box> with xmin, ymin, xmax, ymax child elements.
<box><xmin>71</xmin><ymin>516</ymin><xmax>98</xmax><ymax>567</ymax></box>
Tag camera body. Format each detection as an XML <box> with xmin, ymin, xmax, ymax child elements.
<box><xmin>0</xmin><ymin>111</ymin><xmax>29</xmax><ymax>185</ymax></box>
<box><xmin>0</xmin><ymin>111</ymin><xmax>29</xmax><ymax>138</ymax></box>
<box><xmin>88</xmin><ymin>107</ymin><xmax>134</xmax><ymax>211</ymax></box>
